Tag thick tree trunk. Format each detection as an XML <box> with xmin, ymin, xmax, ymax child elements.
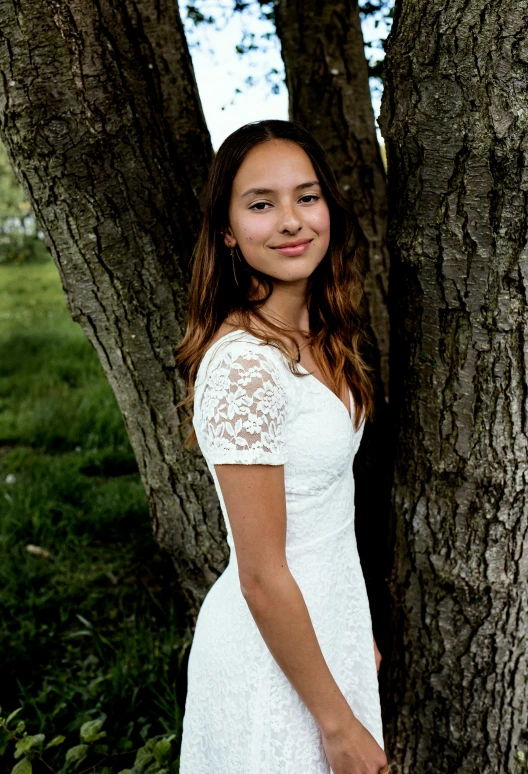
<box><xmin>379</xmin><ymin>2</ymin><xmax>528</xmax><ymax>771</ymax></box>
<box><xmin>274</xmin><ymin>0</ymin><xmax>393</xmax><ymax>672</ymax></box>
<box><xmin>0</xmin><ymin>0</ymin><xmax>224</xmax><ymax>617</ymax></box>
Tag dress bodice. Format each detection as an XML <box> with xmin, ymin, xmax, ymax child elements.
<box><xmin>193</xmin><ymin>329</ymin><xmax>366</xmax><ymax>562</ymax></box>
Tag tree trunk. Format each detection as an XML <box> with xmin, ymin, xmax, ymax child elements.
<box><xmin>274</xmin><ymin>0</ymin><xmax>393</xmax><ymax>672</ymax></box>
<box><xmin>379</xmin><ymin>2</ymin><xmax>528</xmax><ymax>771</ymax></box>
<box><xmin>0</xmin><ymin>0</ymin><xmax>224</xmax><ymax>618</ymax></box>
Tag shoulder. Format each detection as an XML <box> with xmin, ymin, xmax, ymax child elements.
<box><xmin>194</xmin><ymin>333</ymin><xmax>290</xmax><ymax>465</ymax></box>
<box><xmin>195</xmin><ymin>332</ymin><xmax>289</xmax><ymax>394</ymax></box>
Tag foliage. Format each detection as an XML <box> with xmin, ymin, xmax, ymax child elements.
<box><xmin>180</xmin><ymin>0</ymin><xmax>394</xmax><ymax>122</ymax></box>
<box><xmin>0</xmin><ymin>710</ymin><xmax>180</xmax><ymax>774</ymax></box>
<box><xmin>0</xmin><ymin>143</ymin><xmax>30</xmax><ymax>225</ymax></box>
<box><xmin>0</xmin><ymin>143</ymin><xmax>51</xmax><ymax>266</ymax></box>
<box><xmin>0</xmin><ymin>263</ymin><xmax>190</xmax><ymax>772</ymax></box>
<box><xmin>515</xmin><ymin>751</ymin><xmax>528</xmax><ymax>774</ymax></box>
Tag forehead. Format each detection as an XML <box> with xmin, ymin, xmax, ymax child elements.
<box><xmin>232</xmin><ymin>139</ymin><xmax>318</xmax><ymax>191</ymax></box>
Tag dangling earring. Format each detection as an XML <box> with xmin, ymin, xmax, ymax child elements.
<box><xmin>230</xmin><ymin>247</ymin><xmax>239</xmax><ymax>287</ymax></box>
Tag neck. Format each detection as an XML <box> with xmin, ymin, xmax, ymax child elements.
<box><xmin>254</xmin><ymin>278</ymin><xmax>311</xmax><ymax>334</ymax></box>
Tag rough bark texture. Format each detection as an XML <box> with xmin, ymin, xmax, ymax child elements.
<box><xmin>274</xmin><ymin>0</ymin><xmax>393</xmax><ymax>669</ymax></box>
<box><xmin>0</xmin><ymin>0</ymin><xmax>224</xmax><ymax>618</ymax></box>
<box><xmin>379</xmin><ymin>2</ymin><xmax>528</xmax><ymax>771</ymax></box>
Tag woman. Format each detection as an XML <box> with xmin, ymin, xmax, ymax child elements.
<box><xmin>174</xmin><ymin>119</ymin><xmax>390</xmax><ymax>774</ymax></box>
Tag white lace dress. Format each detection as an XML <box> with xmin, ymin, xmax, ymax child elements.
<box><xmin>178</xmin><ymin>329</ymin><xmax>385</xmax><ymax>773</ymax></box>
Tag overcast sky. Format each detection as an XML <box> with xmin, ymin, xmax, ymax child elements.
<box><xmin>178</xmin><ymin>2</ymin><xmax>391</xmax><ymax>149</ymax></box>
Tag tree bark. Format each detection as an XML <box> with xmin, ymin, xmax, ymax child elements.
<box><xmin>379</xmin><ymin>2</ymin><xmax>528</xmax><ymax>771</ymax></box>
<box><xmin>274</xmin><ymin>0</ymin><xmax>393</xmax><ymax>673</ymax></box>
<box><xmin>0</xmin><ymin>0</ymin><xmax>223</xmax><ymax>617</ymax></box>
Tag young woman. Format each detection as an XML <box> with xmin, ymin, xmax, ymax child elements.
<box><xmin>174</xmin><ymin>119</ymin><xmax>390</xmax><ymax>774</ymax></box>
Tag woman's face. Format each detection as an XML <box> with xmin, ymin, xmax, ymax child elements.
<box><xmin>223</xmin><ymin>139</ymin><xmax>331</xmax><ymax>284</ymax></box>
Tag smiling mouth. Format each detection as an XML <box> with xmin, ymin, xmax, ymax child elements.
<box><xmin>272</xmin><ymin>239</ymin><xmax>313</xmax><ymax>249</ymax></box>
<box><xmin>271</xmin><ymin>240</ymin><xmax>314</xmax><ymax>257</ymax></box>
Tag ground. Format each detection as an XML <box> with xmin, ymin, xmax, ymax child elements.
<box><xmin>0</xmin><ymin>261</ymin><xmax>187</xmax><ymax>772</ymax></box>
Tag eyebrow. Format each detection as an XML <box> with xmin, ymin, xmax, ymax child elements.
<box><xmin>240</xmin><ymin>180</ymin><xmax>321</xmax><ymax>198</ymax></box>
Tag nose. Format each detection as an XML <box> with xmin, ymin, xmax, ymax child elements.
<box><xmin>277</xmin><ymin>201</ymin><xmax>302</xmax><ymax>235</ymax></box>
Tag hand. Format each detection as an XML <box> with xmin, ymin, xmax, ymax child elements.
<box><xmin>373</xmin><ymin>636</ymin><xmax>382</xmax><ymax>675</ymax></box>
<box><xmin>321</xmin><ymin>711</ymin><xmax>388</xmax><ymax>774</ymax></box>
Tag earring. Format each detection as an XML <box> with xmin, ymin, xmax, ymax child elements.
<box><xmin>230</xmin><ymin>247</ymin><xmax>239</xmax><ymax>287</ymax></box>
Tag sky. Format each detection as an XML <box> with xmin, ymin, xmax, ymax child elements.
<box><xmin>178</xmin><ymin>1</ymin><xmax>392</xmax><ymax>150</ymax></box>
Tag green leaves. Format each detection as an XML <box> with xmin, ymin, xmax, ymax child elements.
<box><xmin>11</xmin><ymin>759</ymin><xmax>32</xmax><ymax>774</ymax></box>
<box><xmin>45</xmin><ymin>736</ymin><xmax>66</xmax><ymax>749</ymax></box>
<box><xmin>131</xmin><ymin>734</ymin><xmax>176</xmax><ymax>774</ymax></box>
<box><xmin>152</xmin><ymin>738</ymin><xmax>172</xmax><ymax>766</ymax></box>
<box><xmin>6</xmin><ymin>708</ymin><xmax>23</xmax><ymax>725</ymax></box>
<box><xmin>65</xmin><ymin>744</ymin><xmax>89</xmax><ymax>764</ymax></box>
<box><xmin>14</xmin><ymin>735</ymin><xmax>45</xmax><ymax>759</ymax></box>
<box><xmin>1</xmin><ymin>706</ymin><xmax>178</xmax><ymax>774</ymax></box>
<box><xmin>80</xmin><ymin>719</ymin><xmax>107</xmax><ymax>743</ymax></box>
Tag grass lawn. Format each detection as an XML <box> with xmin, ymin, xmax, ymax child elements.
<box><xmin>0</xmin><ymin>261</ymin><xmax>189</xmax><ymax>772</ymax></box>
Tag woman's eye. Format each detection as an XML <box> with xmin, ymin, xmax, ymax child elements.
<box><xmin>299</xmin><ymin>194</ymin><xmax>320</xmax><ymax>203</ymax></box>
<box><xmin>249</xmin><ymin>201</ymin><xmax>271</xmax><ymax>211</ymax></box>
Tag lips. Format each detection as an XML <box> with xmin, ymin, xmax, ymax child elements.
<box><xmin>271</xmin><ymin>239</ymin><xmax>313</xmax><ymax>257</ymax></box>
<box><xmin>272</xmin><ymin>239</ymin><xmax>312</xmax><ymax>249</ymax></box>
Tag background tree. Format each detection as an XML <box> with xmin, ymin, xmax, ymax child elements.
<box><xmin>379</xmin><ymin>1</ymin><xmax>528</xmax><ymax>770</ymax></box>
<box><xmin>0</xmin><ymin>0</ymin><xmax>390</xmax><ymax>624</ymax></box>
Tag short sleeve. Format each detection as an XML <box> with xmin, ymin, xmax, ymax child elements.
<box><xmin>197</xmin><ymin>346</ymin><xmax>288</xmax><ymax>465</ymax></box>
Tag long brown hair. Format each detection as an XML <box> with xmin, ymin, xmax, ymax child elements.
<box><xmin>174</xmin><ymin>119</ymin><xmax>375</xmax><ymax>446</ymax></box>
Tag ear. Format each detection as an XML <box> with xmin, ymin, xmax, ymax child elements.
<box><xmin>221</xmin><ymin>227</ymin><xmax>236</xmax><ymax>249</ymax></box>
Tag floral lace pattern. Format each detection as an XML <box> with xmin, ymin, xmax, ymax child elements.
<box><xmin>180</xmin><ymin>332</ymin><xmax>385</xmax><ymax>773</ymax></box>
<box><xmin>198</xmin><ymin>347</ymin><xmax>288</xmax><ymax>465</ymax></box>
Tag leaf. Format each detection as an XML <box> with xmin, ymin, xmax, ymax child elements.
<box><xmin>75</xmin><ymin>614</ymin><xmax>93</xmax><ymax>629</ymax></box>
<box><xmin>152</xmin><ymin>739</ymin><xmax>171</xmax><ymax>765</ymax></box>
<box><xmin>45</xmin><ymin>735</ymin><xmax>66</xmax><ymax>749</ymax></box>
<box><xmin>15</xmin><ymin>735</ymin><xmax>45</xmax><ymax>757</ymax></box>
<box><xmin>80</xmin><ymin>719</ymin><xmax>106</xmax><ymax>743</ymax></box>
<box><xmin>12</xmin><ymin>760</ymin><xmax>32</xmax><ymax>774</ymax></box>
<box><xmin>134</xmin><ymin>745</ymin><xmax>153</xmax><ymax>767</ymax></box>
<box><xmin>65</xmin><ymin>744</ymin><xmax>89</xmax><ymax>764</ymax></box>
<box><xmin>6</xmin><ymin>709</ymin><xmax>23</xmax><ymax>726</ymax></box>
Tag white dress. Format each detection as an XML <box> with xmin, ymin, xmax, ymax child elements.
<box><xmin>179</xmin><ymin>329</ymin><xmax>385</xmax><ymax>773</ymax></box>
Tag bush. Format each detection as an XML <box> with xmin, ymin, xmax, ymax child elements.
<box><xmin>0</xmin><ymin>234</ymin><xmax>52</xmax><ymax>266</ymax></box>
<box><xmin>0</xmin><ymin>710</ymin><xmax>180</xmax><ymax>774</ymax></box>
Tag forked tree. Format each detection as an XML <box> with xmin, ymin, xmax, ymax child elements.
<box><xmin>0</xmin><ymin>0</ymin><xmax>388</xmax><ymax>622</ymax></box>
<box><xmin>3</xmin><ymin>0</ymin><xmax>526</xmax><ymax>769</ymax></box>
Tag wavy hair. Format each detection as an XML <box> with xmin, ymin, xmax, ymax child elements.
<box><xmin>173</xmin><ymin>119</ymin><xmax>375</xmax><ymax>446</ymax></box>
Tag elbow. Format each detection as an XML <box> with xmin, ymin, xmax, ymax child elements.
<box><xmin>239</xmin><ymin>572</ymin><xmax>264</xmax><ymax>600</ymax></box>
<box><xmin>239</xmin><ymin>563</ymin><xmax>289</xmax><ymax>601</ymax></box>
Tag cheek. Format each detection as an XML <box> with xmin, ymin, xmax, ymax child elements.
<box><xmin>309</xmin><ymin>206</ymin><xmax>331</xmax><ymax>239</ymax></box>
<box><xmin>236</xmin><ymin>215</ymin><xmax>271</xmax><ymax>245</ymax></box>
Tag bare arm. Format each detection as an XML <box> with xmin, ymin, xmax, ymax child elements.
<box><xmin>214</xmin><ymin>462</ymin><xmax>353</xmax><ymax>736</ymax></box>
<box><xmin>201</xmin><ymin>348</ymin><xmax>387</xmax><ymax>772</ymax></box>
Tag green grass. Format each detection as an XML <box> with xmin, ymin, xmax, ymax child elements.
<box><xmin>0</xmin><ymin>263</ymin><xmax>189</xmax><ymax>771</ymax></box>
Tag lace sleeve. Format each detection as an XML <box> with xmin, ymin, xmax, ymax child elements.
<box><xmin>198</xmin><ymin>347</ymin><xmax>288</xmax><ymax>465</ymax></box>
